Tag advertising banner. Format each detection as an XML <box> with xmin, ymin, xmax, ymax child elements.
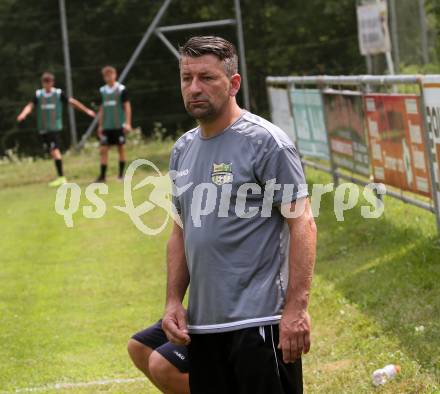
<box><xmin>356</xmin><ymin>2</ymin><xmax>391</xmax><ymax>55</ymax></box>
<box><xmin>364</xmin><ymin>94</ymin><xmax>431</xmax><ymax>196</ymax></box>
<box><xmin>422</xmin><ymin>76</ymin><xmax>440</xmax><ymax>203</ymax></box>
<box><xmin>289</xmin><ymin>88</ymin><xmax>330</xmax><ymax>160</ymax></box>
<box><xmin>267</xmin><ymin>86</ymin><xmax>296</xmax><ymax>144</ymax></box>
<box><xmin>323</xmin><ymin>90</ymin><xmax>370</xmax><ymax>176</ymax></box>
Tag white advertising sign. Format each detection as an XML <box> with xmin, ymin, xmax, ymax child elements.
<box><xmin>422</xmin><ymin>76</ymin><xmax>440</xmax><ymax>228</ymax></box>
<box><xmin>357</xmin><ymin>2</ymin><xmax>391</xmax><ymax>55</ymax></box>
<box><xmin>267</xmin><ymin>86</ymin><xmax>296</xmax><ymax>144</ymax></box>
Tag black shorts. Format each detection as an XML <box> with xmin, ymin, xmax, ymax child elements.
<box><xmin>188</xmin><ymin>324</ymin><xmax>303</xmax><ymax>394</ymax></box>
<box><xmin>40</xmin><ymin>131</ymin><xmax>61</xmax><ymax>152</ymax></box>
<box><xmin>131</xmin><ymin>320</ymin><xmax>189</xmax><ymax>373</ymax></box>
<box><xmin>100</xmin><ymin>128</ymin><xmax>125</xmax><ymax>146</ymax></box>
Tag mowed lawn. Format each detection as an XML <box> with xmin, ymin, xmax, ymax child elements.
<box><xmin>0</xmin><ymin>141</ymin><xmax>439</xmax><ymax>393</ymax></box>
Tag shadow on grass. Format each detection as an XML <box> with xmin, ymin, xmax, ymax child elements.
<box><xmin>313</xmin><ymin>175</ymin><xmax>440</xmax><ymax>379</ymax></box>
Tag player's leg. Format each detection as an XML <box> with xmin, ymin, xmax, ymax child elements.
<box><xmin>97</xmin><ymin>143</ymin><xmax>109</xmax><ymax>182</ymax></box>
<box><xmin>188</xmin><ymin>332</ymin><xmax>234</xmax><ymax>394</ymax></box>
<box><xmin>128</xmin><ymin>321</ymin><xmax>189</xmax><ymax>393</ymax></box>
<box><xmin>46</xmin><ymin>133</ymin><xmax>66</xmax><ymax>187</ymax></box>
<box><xmin>117</xmin><ymin>144</ymin><xmax>125</xmax><ymax>180</ymax></box>
<box><xmin>51</xmin><ymin>148</ymin><xmax>63</xmax><ymax>176</ymax></box>
<box><xmin>149</xmin><ymin>343</ymin><xmax>189</xmax><ymax>394</ymax></box>
<box><xmin>127</xmin><ymin>338</ymin><xmax>154</xmax><ymax>378</ymax></box>
<box><xmin>230</xmin><ymin>324</ymin><xmax>303</xmax><ymax>394</ymax></box>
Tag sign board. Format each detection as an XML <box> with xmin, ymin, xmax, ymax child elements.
<box><xmin>356</xmin><ymin>1</ymin><xmax>391</xmax><ymax>55</ymax></box>
<box><xmin>267</xmin><ymin>86</ymin><xmax>296</xmax><ymax>144</ymax></box>
<box><xmin>364</xmin><ymin>94</ymin><xmax>431</xmax><ymax>196</ymax></box>
<box><xmin>323</xmin><ymin>90</ymin><xmax>370</xmax><ymax>176</ymax></box>
<box><xmin>422</xmin><ymin>76</ymin><xmax>440</xmax><ymax>203</ymax></box>
<box><xmin>289</xmin><ymin>88</ymin><xmax>329</xmax><ymax>160</ymax></box>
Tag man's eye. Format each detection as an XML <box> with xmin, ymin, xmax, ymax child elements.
<box><xmin>182</xmin><ymin>76</ymin><xmax>192</xmax><ymax>82</ymax></box>
<box><xmin>202</xmin><ymin>76</ymin><xmax>214</xmax><ymax>81</ymax></box>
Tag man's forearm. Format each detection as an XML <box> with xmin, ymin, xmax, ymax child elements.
<box><xmin>285</xmin><ymin>202</ymin><xmax>317</xmax><ymax>310</ymax></box>
<box><xmin>166</xmin><ymin>225</ymin><xmax>189</xmax><ymax>306</ymax></box>
<box><xmin>124</xmin><ymin>102</ymin><xmax>132</xmax><ymax>126</ymax></box>
<box><xmin>97</xmin><ymin>107</ymin><xmax>103</xmax><ymax>130</ymax></box>
<box><xmin>69</xmin><ymin>98</ymin><xmax>93</xmax><ymax>116</ymax></box>
<box><xmin>18</xmin><ymin>103</ymin><xmax>33</xmax><ymax>119</ymax></box>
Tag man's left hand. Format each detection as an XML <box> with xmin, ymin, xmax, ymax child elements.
<box><xmin>123</xmin><ymin>123</ymin><xmax>132</xmax><ymax>133</ymax></box>
<box><xmin>278</xmin><ymin>308</ymin><xmax>311</xmax><ymax>363</ymax></box>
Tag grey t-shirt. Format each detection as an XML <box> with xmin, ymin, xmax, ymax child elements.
<box><xmin>169</xmin><ymin>111</ymin><xmax>308</xmax><ymax>334</ymax></box>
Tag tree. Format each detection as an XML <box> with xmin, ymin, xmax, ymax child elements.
<box><xmin>0</xmin><ymin>0</ymin><xmax>363</xmax><ymax>155</ymax></box>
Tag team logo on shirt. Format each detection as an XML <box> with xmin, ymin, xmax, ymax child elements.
<box><xmin>211</xmin><ymin>163</ymin><xmax>233</xmax><ymax>185</ymax></box>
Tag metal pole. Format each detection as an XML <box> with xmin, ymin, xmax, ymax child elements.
<box><xmin>419</xmin><ymin>0</ymin><xmax>429</xmax><ymax>64</ymax></box>
<box><xmin>319</xmin><ymin>86</ymin><xmax>339</xmax><ymax>187</ymax></box>
<box><xmin>382</xmin><ymin>0</ymin><xmax>395</xmax><ymax>75</ymax></box>
<box><xmin>119</xmin><ymin>0</ymin><xmax>172</xmax><ymax>83</ymax></box>
<box><xmin>58</xmin><ymin>0</ymin><xmax>77</xmax><ymax>148</ymax></box>
<box><xmin>366</xmin><ymin>55</ymin><xmax>373</xmax><ymax>75</ymax></box>
<box><xmin>155</xmin><ymin>31</ymin><xmax>180</xmax><ymax>60</ymax></box>
<box><xmin>388</xmin><ymin>0</ymin><xmax>399</xmax><ymax>72</ymax></box>
<box><xmin>77</xmin><ymin>0</ymin><xmax>173</xmax><ymax>150</ymax></box>
<box><xmin>385</xmin><ymin>51</ymin><xmax>395</xmax><ymax>75</ymax></box>
<box><xmin>234</xmin><ymin>0</ymin><xmax>250</xmax><ymax>110</ymax></box>
<box><xmin>266</xmin><ymin>74</ymin><xmax>421</xmax><ymax>86</ymax></box>
<box><xmin>156</xmin><ymin>19</ymin><xmax>236</xmax><ymax>33</ymax></box>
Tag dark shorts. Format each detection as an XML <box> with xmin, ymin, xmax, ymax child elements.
<box><xmin>188</xmin><ymin>324</ymin><xmax>303</xmax><ymax>394</ymax></box>
<box><xmin>131</xmin><ymin>320</ymin><xmax>189</xmax><ymax>373</ymax></box>
<box><xmin>40</xmin><ymin>131</ymin><xmax>61</xmax><ymax>152</ymax></box>
<box><xmin>100</xmin><ymin>128</ymin><xmax>125</xmax><ymax>146</ymax></box>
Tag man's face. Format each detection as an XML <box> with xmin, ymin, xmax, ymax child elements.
<box><xmin>41</xmin><ymin>78</ymin><xmax>54</xmax><ymax>90</ymax></box>
<box><xmin>180</xmin><ymin>54</ymin><xmax>239</xmax><ymax>121</ymax></box>
<box><xmin>103</xmin><ymin>70</ymin><xmax>117</xmax><ymax>85</ymax></box>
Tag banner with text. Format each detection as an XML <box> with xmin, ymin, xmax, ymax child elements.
<box><xmin>289</xmin><ymin>88</ymin><xmax>330</xmax><ymax>160</ymax></box>
<box><xmin>364</xmin><ymin>94</ymin><xmax>431</xmax><ymax>196</ymax></box>
<box><xmin>323</xmin><ymin>90</ymin><xmax>370</xmax><ymax>176</ymax></box>
<box><xmin>267</xmin><ymin>86</ymin><xmax>296</xmax><ymax>144</ymax></box>
<box><xmin>422</xmin><ymin>76</ymin><xmax>440</xmax><ymax>203</ymax></box>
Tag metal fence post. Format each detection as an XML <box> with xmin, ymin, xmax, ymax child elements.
<box><xmin>234</xmin><ymin>0</ymin><xmax>250</xmax><ymax>110</ymax></box>
<box><xmin>319</xmin><ymin>85</ymin><xmax>339</xmax><ymax>187</ymax></box>
<box><xmin>419</xmin><ymin>79</ymin><xmax>440</xmax><ymax>234</ymax></box>
<box><xmin>59</xmin><ymin>0</ymin><xmax>77</xmax><ymax>148</ymax></box>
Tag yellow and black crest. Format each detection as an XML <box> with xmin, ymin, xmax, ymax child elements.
<box><xmin>211</xmin><ymin>163</ymin><xmax>233</xmax><ymax>185</ymax></box>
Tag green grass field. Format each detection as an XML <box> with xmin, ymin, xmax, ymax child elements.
<box><xmin>1</xmin><ymin>140</ymin><xmax>439</xmax><ymax>393</ymax></box>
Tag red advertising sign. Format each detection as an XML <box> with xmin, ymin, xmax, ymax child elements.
<box><xmin>323</xmin><ymin>90</ymin><xmax>370</xmax><ymax>176</ymax></box>
<box><xmin>364</xmin><ymin>94</ymin><xmax>431</xmax><ymax>196</ymax></box>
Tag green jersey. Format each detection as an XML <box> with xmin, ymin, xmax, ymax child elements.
<box><xmin>99</xmin><ymin>83</ymin><xmax>127</xmax><ymax>130</ymax></box>
<box><xmin>34</xmin><ymin>88</ymin><xmax>66</xmax><ymax>134</ymax></box>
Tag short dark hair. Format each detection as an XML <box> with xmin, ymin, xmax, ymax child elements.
<box><xmin>41</xmin><ymin>72</ymin><xmax>55</xmax><ymax>82</ymax></box>
<box><xmin>179</xmin><ymin>36</ymin><xmax>238</xmax><ymax>77</ymax></box>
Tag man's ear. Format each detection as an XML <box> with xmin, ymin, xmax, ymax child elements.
<box><xmin>229</xmin><ymin>73</ymin><xmax>241</xmax><ymax>97</ymax></box>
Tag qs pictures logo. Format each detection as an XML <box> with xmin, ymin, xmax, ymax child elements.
<box><xmin>54</xmin><ymin>159</ymin><xmax>190</xmax><ymax>235</ymax></box>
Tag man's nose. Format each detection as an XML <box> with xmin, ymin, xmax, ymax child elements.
<box><xmin>188</xmin><ymin>78</ymin><xmax>202</xmax><ymax>94</ymax></box>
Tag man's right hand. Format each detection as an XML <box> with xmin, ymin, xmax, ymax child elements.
<box><xmin>17</xmin><ymin>113</ymin><xmax>26</xmax><ymax>122</ymax></box>
<box><xmin>162</xmin><ymin>302</ymin><xmax>191</xmax><ymax>345</ymax></box>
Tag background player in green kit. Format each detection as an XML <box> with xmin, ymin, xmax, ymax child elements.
<box><xmin>17</xmin><ymin>72</ymin><xmax>96</xmax><ymax>187</ymax></box>
<box><xmin>95</xmin><ymin>65</ymin><xmax>132</xmax><ymax>182</ymax></box>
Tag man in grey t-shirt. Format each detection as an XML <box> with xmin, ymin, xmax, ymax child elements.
<box><xmin>162</xmin><ymin>36</ymin><xmax>317</xmax><ymax>394</ymax></box>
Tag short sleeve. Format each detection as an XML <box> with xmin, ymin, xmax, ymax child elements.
<box><xmin>169</xmin><ymin>146</ymin><xmax>181</xmax><ymax>215</ymax></box>
<box><xmin>255</xmin><ymin>145</ymin><xmax>308</xmax><ymax>205</ymax></box>
<box><xmin>121</xmin><ymin>89</ymin><xmax>129</xmax><ymax>102</ymax></box>
<box><xmin>32</xmin><ymin>95</ymin><xmax>38</xmax><ymax>105</ymax></box>
<box><xmin>60</xmin><ymin>90</ymin><xmax>68</xmax><ymax>103</ymax></box>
